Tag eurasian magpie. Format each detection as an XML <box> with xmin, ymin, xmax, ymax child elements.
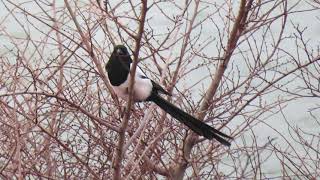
<box><xmin>105</xmin><ymin>45</ymin><xmax>233</xmax><ymax>146</ymax></box>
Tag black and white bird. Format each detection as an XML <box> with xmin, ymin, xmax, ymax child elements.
<box><xmin>105</xmin><ymin>45</ymin><xmax>233</xmax><ymax>146</ymax></box>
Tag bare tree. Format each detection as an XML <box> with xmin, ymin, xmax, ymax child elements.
<box><xmin>0</xmin><ymin>0</ymin><xmax>319</xmax><ymax>179</ymax></box>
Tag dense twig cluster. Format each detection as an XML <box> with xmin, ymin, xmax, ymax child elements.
<box><xmin>0</xmin><ymin>0</ymin><xmax>319</xmax><ymax>179</ymax></box>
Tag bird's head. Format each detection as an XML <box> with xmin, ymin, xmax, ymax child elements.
<box><xmin>113</xmin><ymin>45</ymin><xmax>130</xmax><ymax>56</ymax></box>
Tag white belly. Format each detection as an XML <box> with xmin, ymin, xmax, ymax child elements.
<box><xmin>112</xmin><ymin>73</ymin><xmax>153</xmax><ymax>101</ymax></box>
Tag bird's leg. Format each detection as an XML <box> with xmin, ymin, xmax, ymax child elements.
<box><xmin>119</xmin><ymin>104</ymin><xmax>139</xmax><ymax>118</ymax></box>
<box><xmin>120</xmin><ymin>106</ymin><xmax>126</xmax><ymax>118</ymax></box>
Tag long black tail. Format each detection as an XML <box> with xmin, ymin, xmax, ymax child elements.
<box><xmin>150</xmin><ymin>94</ymin><xmax>233</xmax><ymax>146</ymax></box>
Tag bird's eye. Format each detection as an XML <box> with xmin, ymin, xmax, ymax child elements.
<box><xmin>117</xmin><ymin>48</ymin><xmax>125</xmax><ymax>55</ymax></box>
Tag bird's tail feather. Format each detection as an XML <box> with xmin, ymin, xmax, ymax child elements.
<box><xmin>150</xmin><ymin>94</ymin><xmax>232</xmax><ymax>146</ymax></box>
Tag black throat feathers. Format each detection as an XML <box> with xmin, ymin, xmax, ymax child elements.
<box><xmin>105</xmin><ymin>53</ymin><xmax>132</xmax><ymax>86</ymax></box>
